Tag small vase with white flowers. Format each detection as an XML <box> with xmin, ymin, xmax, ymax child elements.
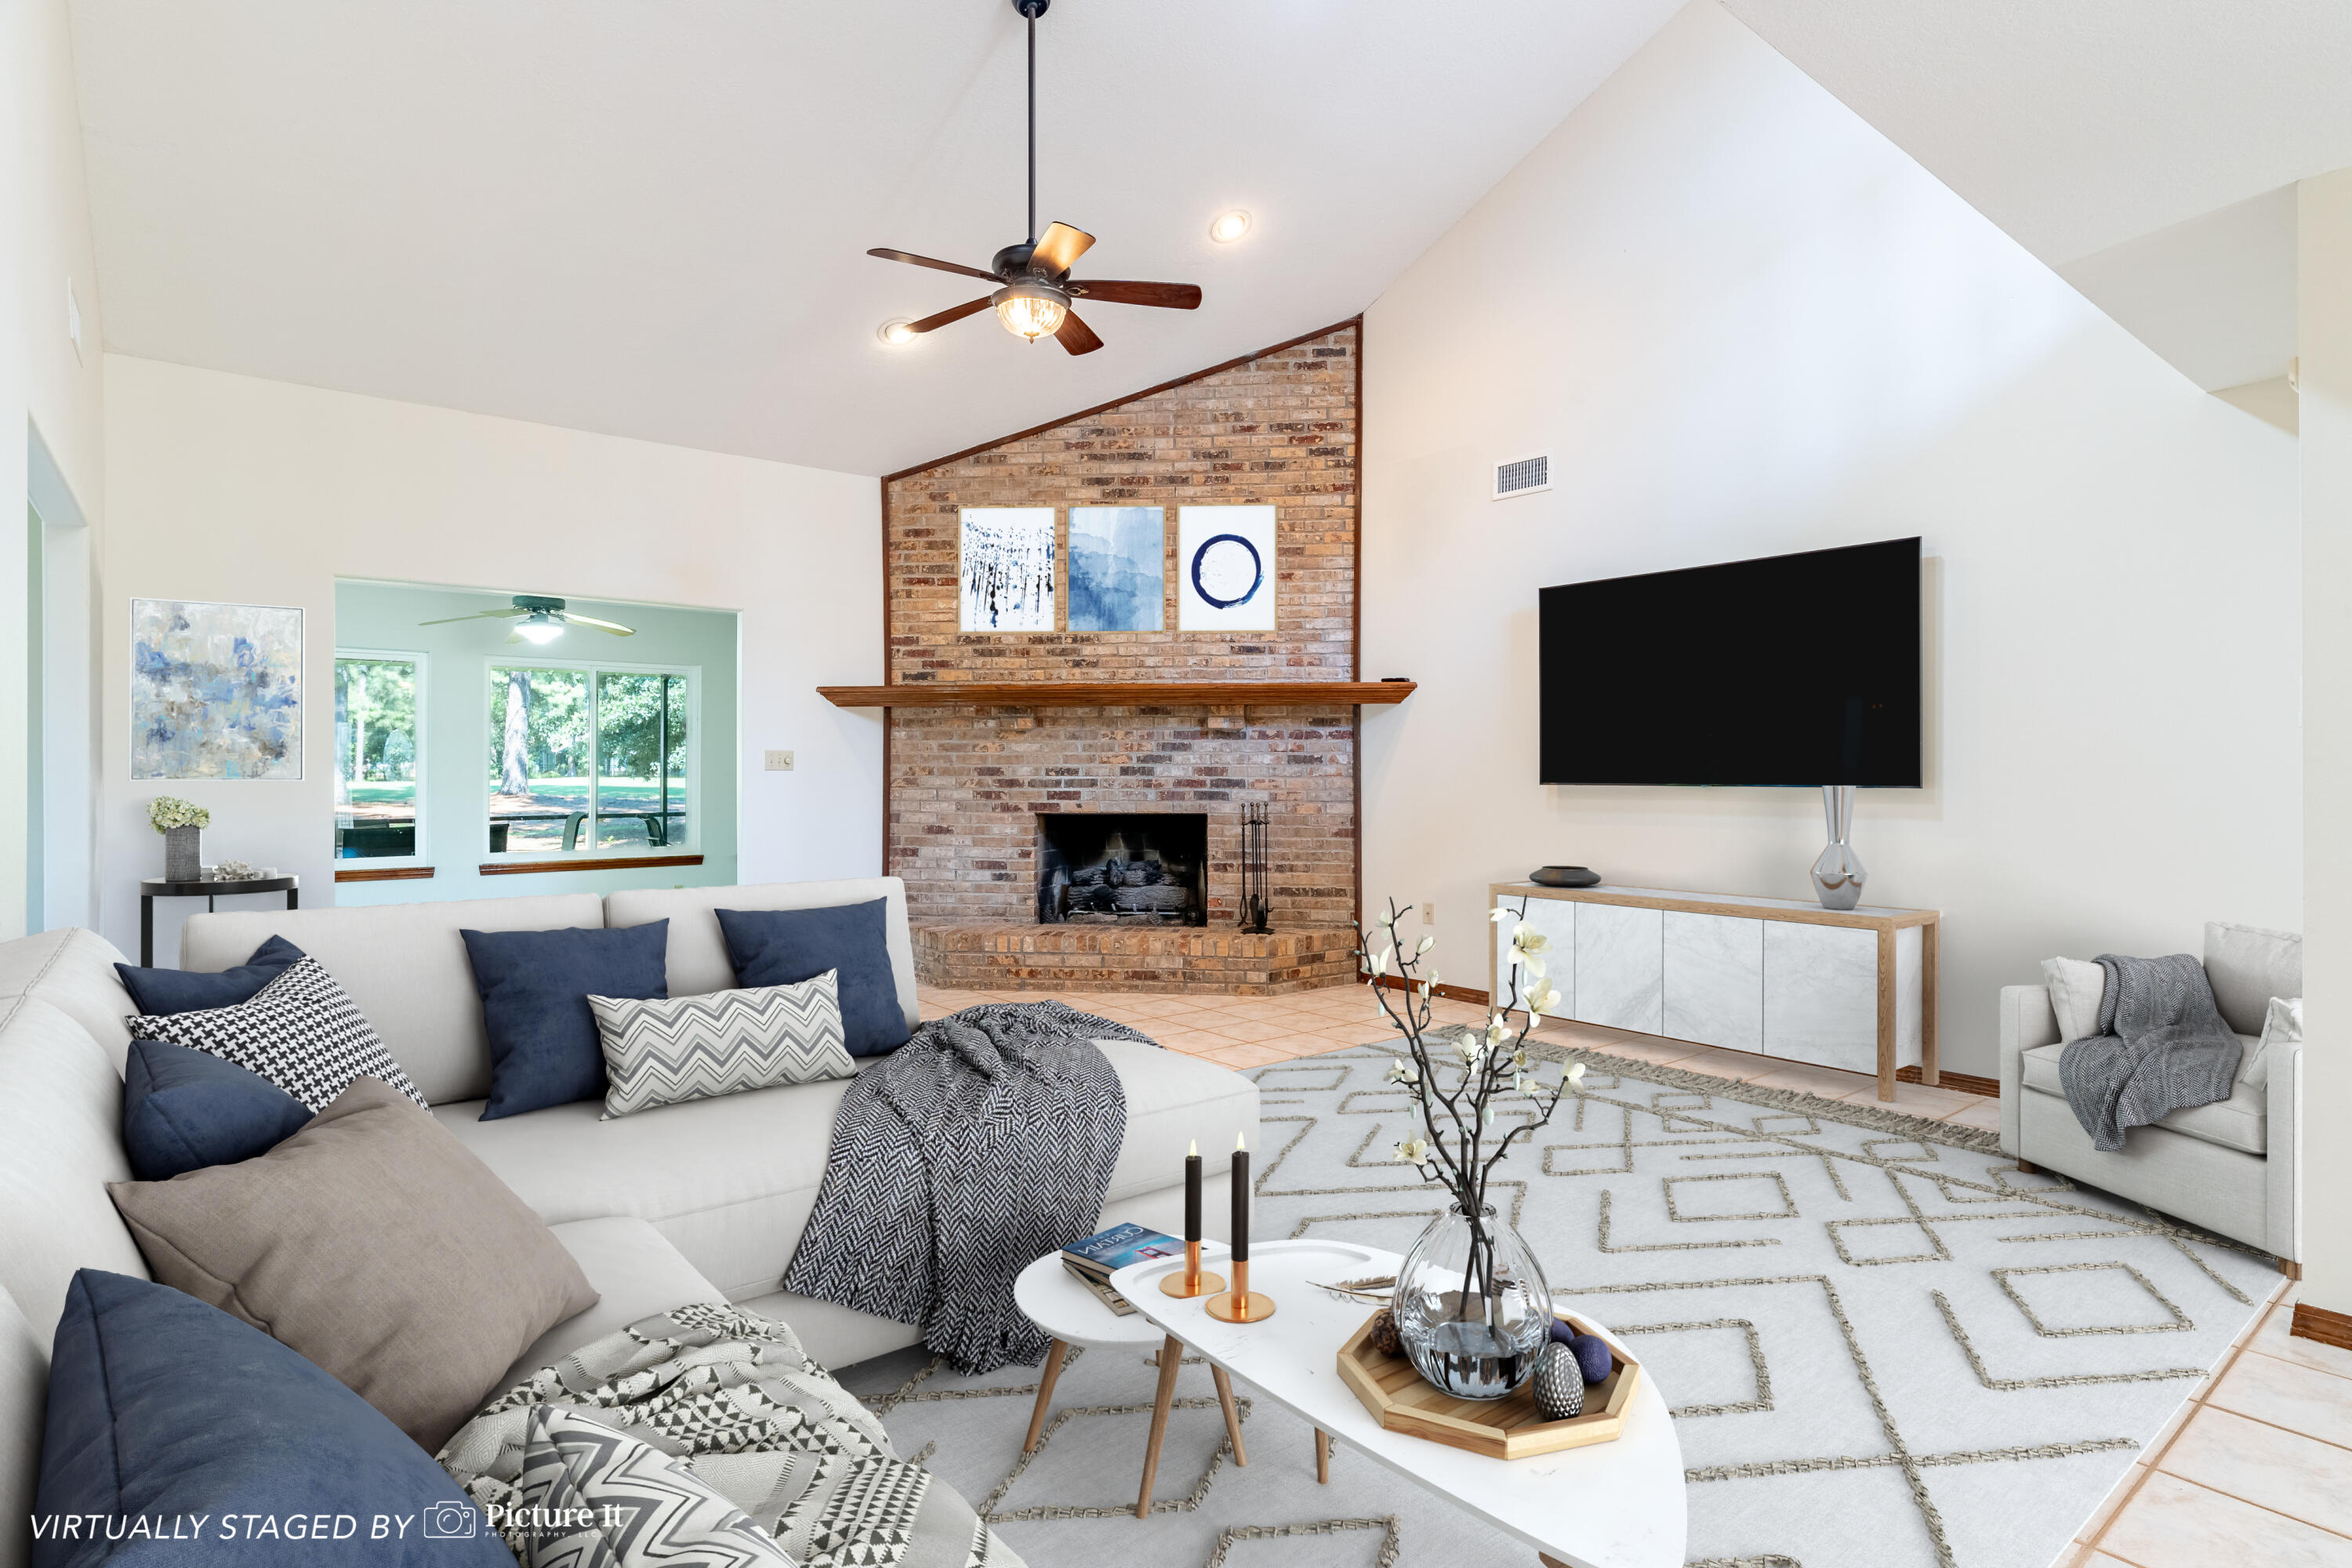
<box><xmin>1355</xmin><ymin>897</ymin><xmax>1584</xmax><ymax>1399</ymax></box>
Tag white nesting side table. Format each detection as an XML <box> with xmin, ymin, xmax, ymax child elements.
<box><xmin>1012</xmin><ymin>1248</ymin><xmax>1249</xmax><ymax>1514</ymax></box>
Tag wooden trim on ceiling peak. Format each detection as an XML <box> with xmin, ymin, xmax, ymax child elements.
<box><xmin>477</xmin><ymin>854</ymin><xmax>705</xmax><ymax>877</ymax></box>
<box><xmin>333</xmin><ymin>866</ymin><xmax>435</xmax><ymax>884</ymax></box>
<box><xmin>881</xmin><ymin>314</ymin><xmax>1367</xmax><ymax>484</ymax></box>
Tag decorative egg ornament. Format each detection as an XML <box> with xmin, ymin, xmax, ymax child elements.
<box><xmin>1533</xmin><ymin>1342</ymin><xmax>1586</xmax><ymax>1421</ymax></box>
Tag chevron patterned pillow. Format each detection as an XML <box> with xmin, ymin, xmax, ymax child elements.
<box><xmin>125</xmin><ymin>955</ymin><xmax>426</xmax><ymax>1112</ymax></box>
<box><xmin>589</xmin><ymin>972</ymin><xmax>856</xmax><ymax>1118</ymax></box>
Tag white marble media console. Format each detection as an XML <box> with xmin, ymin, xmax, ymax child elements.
<box><xmin>1489</xmin><ymin>883</ymin><xmax>1940</xmax><ymax>1102</ymax></box>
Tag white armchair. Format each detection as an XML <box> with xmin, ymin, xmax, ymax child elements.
<box><xmin>1998</xmin><ymin>922</ymin><xmax>2301</xmax><ymax>1272</ymax></box>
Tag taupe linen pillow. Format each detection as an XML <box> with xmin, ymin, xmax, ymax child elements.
<box><xmin>107</xmin><ymin>1076</ymin><xmax>597</xmax><ymax>1452</ymax></box>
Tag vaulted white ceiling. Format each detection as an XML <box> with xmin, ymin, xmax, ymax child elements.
<box><xmin>68</xmin><ymin>0</ymin><xmax>1683</xmax><ymax>476</ymax></box>
<box><xmin>1723</xmin><ymin>0</ymin><xmax>2352</xmax><ymax>393</ymax></box>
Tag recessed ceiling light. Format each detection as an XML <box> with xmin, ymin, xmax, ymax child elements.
<box><xmin>1209</xmin><ymin>209</ymin><xmax>1252</xmax><ymax>244</ymax></box>
<box><xmin>877</xmin><ymin>318</ymin><xmax>916</xmax><ymax>347</ymax></box>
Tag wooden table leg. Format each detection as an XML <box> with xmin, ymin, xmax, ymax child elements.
<box><xmin>1136</xmin><ymin>1334</ymin><xmax>1183</xmax><ymax>1519</ymax></box>
<box><xmin>1876</xmin><ymin>924</ymin><xmax>1897</xmax><ymax>1102</ymax></box>
<box><xmin>1023</xmin><ymin>1338</ymin><xmax>1068</xmax><ymax>1454</ymax></box>
<box><xmin>1539</xmin><ymin>1555</ymin><xmax>1571</xmax><ymax>1567</ymax></box>
<box><xmin>1210</xmin><ymin>1364</ymin><xmax>1246</xmax><ymax>1466</ymax></box>
<box><xmin>1315</xmin><ymin>1428</ymin><xmax>1330</xmax><ymax>1483</ymax></box>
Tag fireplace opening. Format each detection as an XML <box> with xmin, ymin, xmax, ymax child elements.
<box><xmin>1036</xmin><ymin>813</ymin><xmax>1208</xmax><ymax>926</ymax></box>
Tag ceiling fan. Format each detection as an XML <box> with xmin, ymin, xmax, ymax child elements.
<box><xmin>867</xmin><ymin>0</ymin><xmax>1202</xmax><ymax>355</ymax></box>
<box><xmin>418</xmin><ymin>595</ymin><xmax>635</xmax><ymax>645</ymax></box>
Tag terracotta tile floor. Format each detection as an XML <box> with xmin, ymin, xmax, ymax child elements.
<box><xmin>920</xmin><ymin>981</ymin><xmax>2352</xmax><ymax>1561</ymax></box>
<box><xmin>922</xmin><ymin>981</ymin><xmax>2009</xmax><ymax>1127</ymax></box>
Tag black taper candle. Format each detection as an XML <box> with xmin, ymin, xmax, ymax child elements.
<box><xmin>1231</xmin><ymin>1132</ymin><xmax>1249</xmax><ymax>1262</ymax></box>
<box><xmin>1185</xmin><ymin>1140</ymin><xmax>1202</xmax><ymax>1243</ymax></box>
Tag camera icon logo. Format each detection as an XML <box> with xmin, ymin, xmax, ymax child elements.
<box><xmin>423</xmin><ymin>1503</ymin><xmax>479</xmax><ymax>1540</ymax></box>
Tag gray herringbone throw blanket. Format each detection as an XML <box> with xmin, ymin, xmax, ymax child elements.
<box><xmin>783</xmin><ymin>1001</ymin><xmax>1152</xmax><ymax>1374</ymax></box>
<box><xmin>2058</xmin><ymin>953</ymin><xmax>2244</xmax><ymax>1152</ymax></box>
<box><xmin>438</xmin><ymin>1302</ymin><xmax>1024</xmax><ymax>1567</ymax></box>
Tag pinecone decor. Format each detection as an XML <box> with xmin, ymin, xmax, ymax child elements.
<box><xmin>1368</xmin><ymin>1308</ymin><xmax>1403</xmax><ymax>1359</ymax></box>
<box><xmin>1533</xmin><ymin>1342</ymin><xmax>1586</xmax><ymax>1421</ymax></box>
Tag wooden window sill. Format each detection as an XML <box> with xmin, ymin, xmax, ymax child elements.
<box><xmin>477</xmin><ymin>854</ymin><xmax>705</xmax><ymax>877</ymax></box>
<box><xmin>335</xmin><ymin>866</ymin><xmax>435</xmax><ymax>884</ymax></box>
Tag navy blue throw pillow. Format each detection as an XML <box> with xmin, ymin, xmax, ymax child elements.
<box><xmin>31</xmin><ymin>1270</ymin><xmax>512</xmax><ymax>1568</ymax></box>
<box><xmin>121</xmin><ymin>1040</ymin><xmax>313</xmax><ymax>1180</ymax></box>
<box><xmin>114</xmin><ymin>935</ymin><xmax>304</xmax><ymax>1017</ymax></box>
<box><xmin>716</xmin><ymin>901</ymin><xmax>910</xmax><ymax>1058</ymax></box>
<box><xmin>459</xmin><ymin>922</ymin><xmax>670</xmax><ymax>1120</ymax></box>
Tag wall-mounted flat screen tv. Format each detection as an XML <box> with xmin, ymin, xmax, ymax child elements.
<box><xmin>1539</xmin><ymin>537</ymin><xmax>1922</xmax><ymax>787</ymax></box>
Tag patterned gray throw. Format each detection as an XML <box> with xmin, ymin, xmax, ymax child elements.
<box><xmin>2058</xmin><ymin>953</ymin><xmax>2245</xmax><ymax>1152</ymax></box>
<box><xmin>439</xmin><ymin>1303</ymin><xmax>1023</xmax><ymax>1567</ymax></box>
<box><xmin>784</xmin><ymin>1001</ymin><xmax>1153</xmax><ymax>1373</ymax></box>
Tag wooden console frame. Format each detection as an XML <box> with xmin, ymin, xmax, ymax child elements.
<box><xmin>1488</xmin><ymin>883</ymin><xmax>1940</xmax><ymax>1102</ymax></box>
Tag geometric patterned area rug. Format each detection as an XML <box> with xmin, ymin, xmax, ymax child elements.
<box><xmin>836</xmin><ymin>1041</ymin><xmax>2281</xmax><ymax>1568</ymax></box>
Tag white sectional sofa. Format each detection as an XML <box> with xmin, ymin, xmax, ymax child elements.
<box><xmin>0</xmin><ymin>877</ymin><xmax>1258</xmax><ymax>1568</ymax></box>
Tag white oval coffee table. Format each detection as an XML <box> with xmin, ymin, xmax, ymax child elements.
<box><xmin>1109</xmin><ymin>1237</ymin><xmax>1686</xmax><ymax>1568</ymax></box>
<box><xmin>1013</xmin><ymin>1247</ymin><xmax>1250</xmax><ymax>1501</ymax></box>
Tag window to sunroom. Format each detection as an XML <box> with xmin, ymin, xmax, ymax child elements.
<box><xmin>333</xmin><ymin>654</ymin><xmax>423</xmax><ymax>860</ymax></box>
<box><xmin>487</xmin><ymin>662</ymin><xmax>694</xmax><ymax>857</ymax></box>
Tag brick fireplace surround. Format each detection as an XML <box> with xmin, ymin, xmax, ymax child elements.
<box><xmin>881</xmin><ymin>320</ymin><xmax>1366</xmax><ymax>994</ymax></box>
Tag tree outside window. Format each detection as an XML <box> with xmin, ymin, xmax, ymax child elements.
<box><xmin>334</xmin><ymin>655</ymin><xmax>422</xmax><ymax>859</ymax></box>
<box><xmin>488</xmin><ymin>663</ymin><xmax>692</xmax><ymax>855</ymax></box>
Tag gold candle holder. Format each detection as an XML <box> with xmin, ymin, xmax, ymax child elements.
<box><xmin>1160</xmin><ymin>1240</ymin><xmax>1226</xmax><ymax>1299</ymax></box>
<box><xmin>1204</xmin><ymin>1258</ymin><xmax>1276</xmax><ymax>1323</ymax></box>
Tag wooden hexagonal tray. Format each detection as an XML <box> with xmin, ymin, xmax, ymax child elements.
<box><xmin>1336</xmin><ymin>1308</ymin><xmax>1642</xmax><ymax>1459</ymax></box>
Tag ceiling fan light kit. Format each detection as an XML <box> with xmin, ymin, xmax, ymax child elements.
<box><xmin>416</xmin><ymin>593</ymin><xmax>636</xmax><ymax>644</ymax></box>
<box><xmin>866</xmin><ymin>0</ymin><xmax>1203</xmax><ymax>357</ymax></box>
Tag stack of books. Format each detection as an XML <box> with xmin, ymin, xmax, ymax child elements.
<box><xmin>1060</xmin><ymin>1223</ymin><xmax>1184</xmax><ymax>1316</ymax></box>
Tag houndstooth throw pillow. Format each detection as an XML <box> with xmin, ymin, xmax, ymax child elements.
<box><xmin>125</xmin><ymin>956</ymin><xmax>426</xmax><ymax>1112</ymax></box>
<box><xmin>589</xmin><ymin>971</ymin><xmax>855</xmax><ymax>1119</ymax></box>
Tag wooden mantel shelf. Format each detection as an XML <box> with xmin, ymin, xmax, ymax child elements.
<box><xmin>818</xmin><ymin>681</ymin><xmax>1416</xmax><ymax>709</ymax></box>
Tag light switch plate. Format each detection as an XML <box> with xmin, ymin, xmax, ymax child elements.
<box><xmin>764</xmin><ymin>750</ymin><xmax>794</xmax><ymax>771</ymax></box>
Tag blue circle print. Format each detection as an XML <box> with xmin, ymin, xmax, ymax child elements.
<box><xmin>1190</xmin><ymin>534</ymin><xmax>1264</xmax><ymax>609</ymax></box>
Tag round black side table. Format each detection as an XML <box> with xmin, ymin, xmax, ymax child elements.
<box><xmin>139</xmin><ymin>876</ymin><xmax>299</xmax><ymax>966</ymax></box>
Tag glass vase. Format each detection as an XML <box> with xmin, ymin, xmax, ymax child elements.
<box><xmin>1392</xmin><ymin>1202</ymin><xmax>1553</xmax><ymax>1399</ymax></box>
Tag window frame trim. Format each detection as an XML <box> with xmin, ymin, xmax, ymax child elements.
<box><xmin>332</xmin><ymin>647</ymin><xmax>430</xmax><ymax>870</ymax></box>
<box><xmin>481</xmin><ymin>654</ymin><xmax>702</xmax><ymax>864</ymax></box>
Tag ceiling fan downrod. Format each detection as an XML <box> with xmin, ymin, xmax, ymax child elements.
<box><xmin>1017</xmin><ymin>0</ymin><xmax>1048</xmax><ymax>245</ymax></box>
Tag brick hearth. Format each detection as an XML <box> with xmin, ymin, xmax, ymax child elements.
<box><xmin>912</xmin><ymin>921</ymin><xmax>1358</xmax><ymax>995</ymax></box>
<box><xmin>881</xmin><ymin>321</ymin><xmax>1363</xmax><ymax>990</ymax></box>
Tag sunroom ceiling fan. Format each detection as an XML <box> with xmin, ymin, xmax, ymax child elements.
<box><xmin>866</xmin><ymin>0</ymin><xmax>1202</xmax><ymax>355</ymax></box>
<box><xmin>418</xmin><ymin>595</ymin><xmax>635</xmax><ymax>644</ymax></box>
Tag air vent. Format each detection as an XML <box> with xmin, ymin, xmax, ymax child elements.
<box><xmin>1494</xmin><ymin>452</ymin><xmax>1550</xmax><ymax>499</ymax></box>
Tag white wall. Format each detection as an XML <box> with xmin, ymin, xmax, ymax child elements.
<box><xmin>2298</xmin><ymin>165</ymin><xmax>2352</xmax><ymax>1317</ymax></box>
<box><xmin>101</xmin><ymin>357</ymin><xmax>882</xmax><ymax>965</ymax></box>
<box><xmin>1359</xmin><ymin>2</ymin><xmax>2302</xmax><ymax>1077</ymax></box>
<box><xmin>4</xmin><ymin>0</ymin><xmax>107</xmax><ymax>939</ymax></box>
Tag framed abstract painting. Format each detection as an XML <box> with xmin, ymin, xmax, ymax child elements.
<box><xmin>959</xmin><ymin>507</ymin><xmax>1057</xmax><ymax>631</ymax></box>
<box><xmin>1176</xmin><ymin>506</ymin><xmax>1276</xmax><ymax>631</ymax></box>
<box><xmin>1066</xmin><ymin>506</ymin><xmax>1165</xmax><ymax>631</ymax></box>
<box><xmin>130</xmin><ymin>598</ymin><xmax>304</xmax><ymax>779</ymax></box>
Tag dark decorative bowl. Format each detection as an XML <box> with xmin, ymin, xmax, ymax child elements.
<box><xmin>1529</xmin><ymin>866</ymin><xmax>1600</xmax><ymax>888</ymax></box>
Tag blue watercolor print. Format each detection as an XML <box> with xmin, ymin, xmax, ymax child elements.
<box><xmin>1066</xmin><ymin>506</ymin><xmax>1165</xmax><ymax>632</ymax></box>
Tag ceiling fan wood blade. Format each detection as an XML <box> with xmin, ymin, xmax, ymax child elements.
<box><xmin>417</xmin><ymin>608</ymin><xmax>530</xmax><ymax>625</ymax></box>
<box><xmin>1032</xmin><ymin>222</ymin><xmax>1096</xmax><ymax>275</ymax></box>
<box><xmin>906</xmin><ymin>296</ymin><xmax>996</xmax><ymax>334</ymax></box>
<box><xmin>1054</xmin><ymin>310</ymin><xmax>1104</xmax><ymax>356</ymax></box>
<box><xmin>1068</xmin><ymin>280</ymin><xmax>1202</xmax><ymax>310</ymax></box>
<box><xmin>867</xmin><ymin>248</ymin><xmax>1000</xmax><ymax>283</ymax></box>
<box><xmin>563</xmin><ymin>615</ymin><xmax>636</xmax><ymax>635</ymax></box>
